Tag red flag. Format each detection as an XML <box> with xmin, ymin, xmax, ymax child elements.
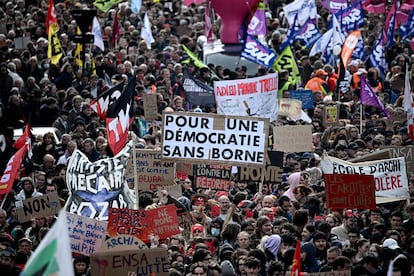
<box><xmin>0</xmin><ymin>143</ymin><xmax>28</xmax><ymax>194</ymax></box>
<box><xmin>362</xmin><ymin>0</ymin><xmax>386</xmax><ymax>14</ymax></box>
<box><xmin>291</xmin><ymin>240</ymin><xmax>301</xmax><ymax>276</ymax></box>
<box><xmin>13</xmin><ymin>124</ymin><xmax>30</xmax><ymax>149</ymax></box>
<box><xmin>106</xmin><ymin>77</ymin><xmax>136</xmax><ymax>155</ymax></box>
<box><xmin>90</xmin><ymin>82</ymin><xmax>124</xmax><ymax>120</ymax></box>
<box><xmin>111</xmin><ymin>11</ymin><xmax>120</xmax><ymax>47</ymax></box>
<box><xmin>46</xmin><ymin>0</ymin><xmax>58</xmax><ymax>35</ymax></box>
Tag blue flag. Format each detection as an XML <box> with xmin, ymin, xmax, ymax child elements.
<box><xmin>352</xmin><ymin>35</ymin><xmax>366</xmax><ymax>61</ymax></box>
<box><xmin>369</xmin><ymin>31</ymin><xmax>387</xmax><ymax>80</ymax></box>
<box><xmin>279</xmin><ymin>14</ymin><xmax>299</xmax><ymax>51</ymax></box>
<box><xmin>242</xmin><ymin>34</ymin><xmax>277</xmax><ymax>68</ymax></box>
<box><xmin>399</xmin><ymin>8</ymin><xmax>414</xmax><ymax>40</ymax></box>
<box><xmin>335</xmin><ymin>1</ymin><xmax>364</xmax><ymax>33</ymax></box>
<box><xmin>296</xmin><ymin>18</ymin><xmax>322</xmax><ymax>48</ymax></box>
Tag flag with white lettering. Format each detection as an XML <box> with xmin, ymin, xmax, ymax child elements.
<box><xmin>368</xmin><ymin>31</ymin><xmax>387</xmax><ymax>79</ymax></box>
<box><xmin>278</xmin><ymin>14</ymin><xmax>299</xmax><ymax>51</ymax></box>
<box><xmin>283</xmin><ymin>0</ymin><xmax>317</xmax><ymax>26</ymax></box>
<box><xmin>360</xmin><ymin>75</ymin><xmax>390</xmax><ymax>118</ymax></box>
<box><xmin>335</xmin><ymin>1</ymin><xmax>364</xmax><ymax>33</ymax></box>
<box><xmin>65</xmin><ymin>142</ymin><xmax>134</xmax><ymax>220</ymax></box>
<box><xmin>241</xmin><ymin>35</ymin><xmax>277</xmax><ymax>68</ymax></box>
<box><xmin>106</xmin><ymin>77</ymin><xmax>136</xmax><ymax>156</ymax></box>
<box><xmin>321</xmin><ymin>0</ymin><xmax>348</xmax><ymax>14</ymax></box>
<box><xmin>384</xmin><ymin>1</ymin><xmax>398</xmax><ymax>49</ymax></box>
<box><xmin>183</xmin><ymin>69</ymin><xmax>215</xmax><ymax>107</ymax></box>
<box><xmin>90</xmin><ymin>82</ymin><xmax>124</xmax><ymax>120</ymax></box>
<box><xmin>399</xmin><ymin>8</ymin><xmax>414</xmax><ymax>40</ymax></box>
<box><xmin>295</xmin><ymin>18</ymin><xmax>321</xmax><ymax>48</ymax></box>
<box><xmin>0</xmin><ymin>141</ymin><xmax>28</xmax><ymax>195</ymax></box>
<box><xmin>247</xmin><ymin>0</ymin><xmax>268</xmax><ymax>36</ymax></box>
<box><xmin>352</xmin><ymin>34</ymin><xmax>366</xmax><ymax>61</ymax></box>
<box><xmin>46</xmin><ymin>0</ymin><xmax>57</xmax><ymax>35</ymax></box>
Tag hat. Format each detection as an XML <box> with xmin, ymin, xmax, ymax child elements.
<box><xmin>74</xmin><ymin>117</ymin><xmax>86</xmax><ymax>126</ymax></box>
<box><xmin>286</xmin><ymin>153</ymin><xmax>298</xmax><ymax>159</ymax></box>
<box><xmin>315</xmin><ymin>69</ymin><xmax>328</xmax><ymax>76</ymax></box>
<box><xmin>60</xmin><ymin>109</ymin><xmax>69</xmax><ymax>116</ymax></box>
<box><xmin>216</xmin><ymin>191</ymin><xmax>229</xmax><ymax>199</ymax></box>
<box><xmin>348</xmin><ymin>142</ymin><xmax>359</xmax><ymax>150</ymax></box>
<box><xmin>0</xmin><ymin>247</ymin><xmax>16</xmax><ymax>257</ymax></box>
<box><xmin>399</xmin><ymin>126</ymin><xmax>408</xmax><ymax>134</ymax></box>
<box><xmin>192</xmin><ymin>224</ymin><xmax>205</xmax><ymax>234</ymax></box>
<box><xmin>335</xmin><ymin>144</ymin><xmax>347</xmax><ymax>151</ymax></box>
<box><xmin>357</xmin><ymin>68</ymin><xmax>367</xmax><ymax>75</ymax></box>
<box><xmin>265</xmin><ymin>235</ymin><xmax>282</xmax><ymax>260</ymax></box>
<box><xmin>313</xmin><ymin>232</ymin><xmax>327</xmax><ymax>242</ymax></box>
<box><xmin>382</xmin><ymin>238</ymin><xmax>400</xmax><ymax>250</ymax></box>
<box><xmin>349</xmin><ymin>60</ymin><xmax>359</xmax><ymax>67</ymax></box>
<box><xmin>177</xmin><ymin>73</ymin><xmax>183</xmax><ymax>77</ymax></box>
<box><xmin>299</xmin><ymin>152</ymin><xmax>312</xmax><ymax>160</ymax></box>
<box><xmin>237</xmin><ymin>200</ymin><xmax>252</xmax><ymax>209</ymax></box>
<box><xmin>19</xmin><ymin>237</ymin><xmax>32</xmax><ymax>244</ymax></box>
<box><xmin>0</xmin><ymin>62</ymin><xmax>7</xmax><ymax>68</ymax></box>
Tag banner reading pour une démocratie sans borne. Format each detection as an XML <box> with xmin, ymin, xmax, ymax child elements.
<box><xmin>321</xmin><ymin>155</ymin><xmax>409</xmax><ymax>199</ymax></box>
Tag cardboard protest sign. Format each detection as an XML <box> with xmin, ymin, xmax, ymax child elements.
<box><xmin>321</xmin><ymin>155</ymin><xmax>409</xmax><ymax>200</ymax></box>
<box><xmin>324</xmin><ymin>104</ymin><xmax>339</xmax><ymax>126</ymax></box>
<box><xmin>386</xmin><ymin>147</ymin><xmax>414</xmax><ymax>177</ymax></box>
<box><xmin>125</xmin><ymin>149</ymin><xmax>175</xmax><ymax>191</ymax></box>
<box><xmin>239</xmin><ymin>151</ymin><xmax>283</xmax><ymax>183</ymax></box>
<box><xmin>108</xmin><ymin>205</ymin><xmax>180</xmax><ymax>243</ymax></box>
<box><xmin>16</xmin><ymin>192</ymin><xmax>61</xmax><ymax>222</ymax></box>
<box><xmin>162</xmin><ymin>112</ymin><xmax>269</xmax><ymax>166</ymax></box>
<box><xmin>103</xmin><ymin>235</ymin><xmax>148</xmax><ymax>251</ymax></box>
<box><xmin>215</xmin><ymin>73</ymin><xmax>279</xmax><ymax>121</ymax></box>
<box><xmin>194</xmin><ymin>164</ymin><xmax>232</xmax><ymax>191</ymax></box>
<box><xmin>324</xmin><ymin>174</ymin><xmax>376</xmax><ymax>210</ymax></box>
<box><xmin>279</xmin><ymin>98</ymin><xmax>302</xmax><ymax>118</ymax></box>
<box><xmin>273</xmin><ymin>125</ymin><xmax>313</xmax><ymax>152</ymax></box>
<box><xmin>143</xmin><ymin>93</ymin><xmax>158</xmax><ymax>120</ymax></box>
<box><xmin>90</xmin><ymin>248</ymin><xmax>169</xmax><ymax>276</ymax></box>
<box><xmin>66</xmin><ymin>142</ymin><xmax>134</xmax><ymax>221</ymax></box>
<box><xmin>290</xmin><ymin>89</ymin><xmax>313</xmax><ymax>109</ymax></box>
<box><xmin>67</xmin><ymin>212</ymin><xmax>107</xmax><ymax>255</ymax></box>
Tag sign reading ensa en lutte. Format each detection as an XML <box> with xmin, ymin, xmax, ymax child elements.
<box><xmin>162</xmin><ymin>112</ymin><xmax>269</xmax><ymax>167</ymax></box>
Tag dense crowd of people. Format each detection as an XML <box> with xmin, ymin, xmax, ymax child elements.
<box><xmin>0</xmin><ymin>0</ymin><xmax>414</xmax><ymax>276</ymax></box>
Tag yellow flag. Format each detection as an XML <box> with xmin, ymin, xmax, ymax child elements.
<box><xmin>91</xmin><ymin>56</ymin><xmax>96</xmax><ymax>75</ymax></box>
<box><xmin>94</xmin><ymin>0</ymin><xmax>124</xmax><ymax>13</ymax></box>
<box><xmin>182</xmin><ymin>45</ymin><xmax>208</xmax><ymax>68</ymax></box>
<box><xmin>74</xmin><ymin>27</ymin><xmax>83</xmax><ymax>67</ymax></box>
<box><xmin>273</xmin><ymin>46</ymin><xmax>300</xmax><ymax>85</ymax></box>
<box><xmin>47</xmin><ymin>23</ymin><xmax>63</xmax><ymax>65</ymax></box>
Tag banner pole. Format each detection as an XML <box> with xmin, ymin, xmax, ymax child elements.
<box><xmin>132</xmin><ymin>138</ymin><xmax>139</xmax><ymax>209</ymax></box>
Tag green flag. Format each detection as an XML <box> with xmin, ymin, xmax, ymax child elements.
<box><xmin>273</xmin><ymin>46</ymin><xmax>300</xmax><ymax>85</ymax></box>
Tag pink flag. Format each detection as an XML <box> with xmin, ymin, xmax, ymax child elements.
<box><xmin>362</xmin><ymin>0</ymin><xmax>386</xmax><ymax>14</ymax></box>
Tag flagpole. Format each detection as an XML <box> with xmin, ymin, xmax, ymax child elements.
<box><xmin>132</xmin><ymin>138</ymin><xmax>139</xmax><ymax>209</ymax></box>
<box><xmin>360</xmin><ymin>103</ymin><xmax>363</xmax><ymax>135</ymax></box>
<box><xmin>0</xmin><ymin>194</ymin><xmax>7</xmax><ymax>209</ymax></box>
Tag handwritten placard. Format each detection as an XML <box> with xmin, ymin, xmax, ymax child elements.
<box><xmin>103</xmin><ymin>235</ymin><xmax>148</xmax><ymax>251</ymax></box>
<box><xmin>90</xmin><ymin>248</ymin><xmax>169</xmax><ymax>276</ymax></box>
<box><xmin>290</xmin><ymin>89</ymin><xmax>313</xmax><ymax>109</ymax></box>
<box><xmin>324</xmin><ymin>104</ymin><xmax>339</xmax><ymax>126</ymax></box>
<box><xmin>67</xmin><ymin>213</ymin><xmax>107</xmax><ymax>255</ymax></box>
<box><xmin>125</xmin><ymin>149</ymin><xmax>176</xmax><ymax>191</ymax></box>
<box><xmin>107</xmin><ymin>205</ymin><xmax>179</xmax><ymax>243</ymax></box>
<box><xmin>279</xmin><ymin>98</ymin><xmax>302</xmax><ymax>117</ymax></box>
<box><xmin>324</xmin><ymin>174</ymin><xmax>376</xmax><ymax>210</ymax></box>
<box><xmin>16</xmin><ymin>192</ymin><xmax>61</xmax><ymax>222</ymax></box>
<box><xmin>273</xmin><ymin>125</ymin><xmax>313</xmax><ymax>152</ymax></box>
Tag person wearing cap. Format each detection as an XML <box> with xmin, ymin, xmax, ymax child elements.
<box><xmin>0</xmin><ymin>247</ymin><xmax>21</xmax><ymax>276</ymax></box>
<box><xmin>347</xmin><ymin>142</ymin><xmax>359</xmax><ymax>158</ymax></box>
<box><xmin>331</xmin><ymin>209</ymin><xmax>359</xmax><ymax>245</ymax></box>
<box><xmin>305</xmin><ymin>69</ymin><xmax>331</xmax><ymax>98</ymax></box>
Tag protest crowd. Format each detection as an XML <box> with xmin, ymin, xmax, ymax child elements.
<box><xmin>1</xmin><ymin>0</ymin><xmax>414</xmax><ymax>275</ymax></box>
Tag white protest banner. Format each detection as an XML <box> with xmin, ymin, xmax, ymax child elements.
<box><xmin>67</xmin><ymin>212</ymin><xmax>107</xmax><ymax>255</ymax></box>
<box><xmin>214</xmin><ymin>73</ymin><xmax>279</xmax><ymax>122</ymax></box>
<box><xmin>273</xmin><ymin>125</ymin><xmax>313</xmax><ymax>152</ymax></box>
<box><xmin>16</xmin><ymin>192</ymin><xmax>61</xmax><ymax>222</ymax></box>
<box><xmin>321</xmin><ymin>155</ymin><xmax>409</xmax><ymax>199</ymax></box>
<box><xmin>162</xmin><ymin>112</ymin><xmax>269</xmax><ymax>166</ymax></box>
<box><xmin>125</xmin><ymin>149</ymin><xmax>175</xmax><ymax>191</ymax></box>
<box><xmin>66</xmin><ymin>141</ymin><xmax>135</xmax><ymax>221</ymax></box>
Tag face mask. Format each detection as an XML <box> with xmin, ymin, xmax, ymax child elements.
<box><xmin>211</xmin><ymin>227</ymin><xmax>220</xmax><ymax>237</ymax></box>
<box><xmin>370</xmin><ymin>252</ymin><xmax>378</xmax><ymax>258</ymax></box>
<box><xmin>47</xmin><ymin>179</ymin><xmax>52</xmax><ymax>184</ymax></box>
<box><xmin>44</xmin><ymin>64</ymin><xmax>50</xmax><ymax>69</ymax></box>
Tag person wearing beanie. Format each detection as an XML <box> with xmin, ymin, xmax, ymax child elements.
<box><xmin>313</xmin><ymin>231</ymin><xmax>329</xmax><ymax>262</ymax></box>
<box><xmin>15</xmin><ymin>177</ymin><xmax>43</xmax><ymax>202</ymax></box>
<box><xmin>73</xmin><ymin>255</ymin><xmax>90</xmax><ymax>276</ymax></box>
<box><xmin>0</xmin><ymin>247</ymin><xmax>20</xmax><ymax>276</ymax></box>
<box><xmin>301</xmin><ymin>242</ymin><xmax>321</xmax><ymax>273</ymax></box>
